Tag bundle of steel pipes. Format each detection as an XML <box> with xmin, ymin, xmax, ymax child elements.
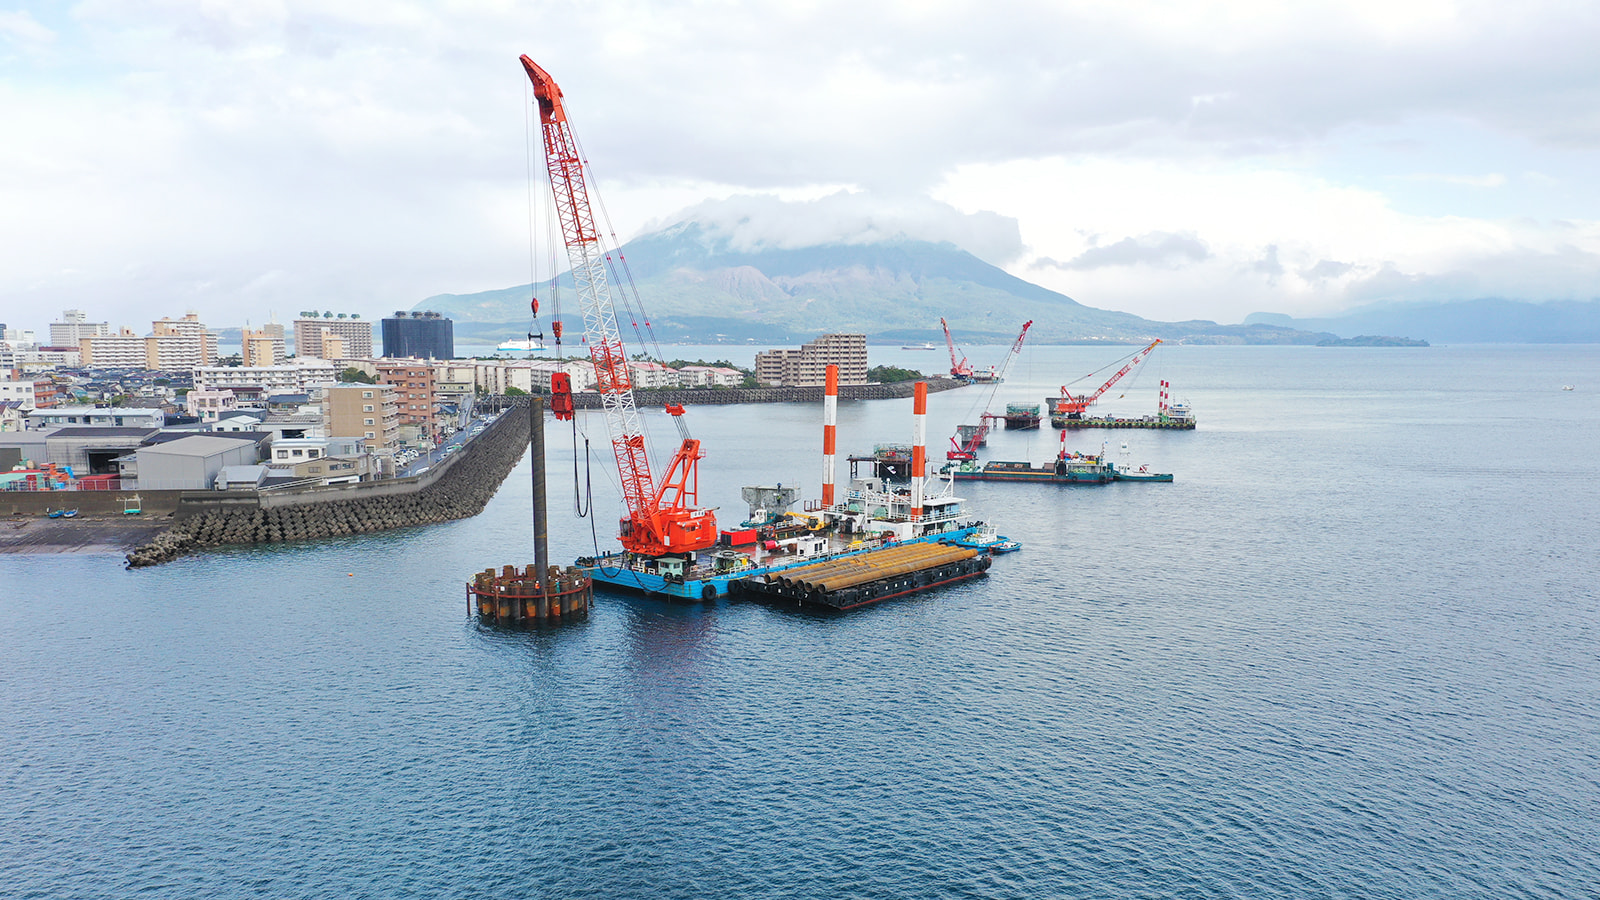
<box><xmin>767</xmin><ymin>543</ymin><xmax>978</xmax><ymax>595</ymax></box>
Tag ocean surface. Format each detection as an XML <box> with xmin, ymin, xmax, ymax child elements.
<box><xmin>3</xmin><ymin>344</ymin><xmax>1598</xmax><ymax>898</ymax></box>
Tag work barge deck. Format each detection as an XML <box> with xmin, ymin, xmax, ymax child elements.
<box><xmin>578</xmin><ymin>377</ymin><xmax>1012</xmax><ymax>610</ymax></box>
<box><xmin>1051</xmin><ymin>415</ymin><xmax>1197</xmax><ymax>430</ymax></box>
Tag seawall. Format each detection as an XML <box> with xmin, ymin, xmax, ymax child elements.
<box><xmin>124</xmin><ymin>405</ymin><xmax>531</xmax><ymax>568</ymax></box>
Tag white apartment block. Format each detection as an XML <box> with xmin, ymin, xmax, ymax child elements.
<box><xmin>755</xmin><ymin>333</ymin><xmax>868</xmax><ymax>386</ymax></box>
<box><xmin>78</xmin><ymin>329</ymin><xmax>150</xmax><ymax>368</ymax></box>
<box><xmin>49</xmin><ymin>310</ymin><xmax>110</xmax><ymax>347</ymax></box>
<box><xmin>679</xmin><ymin>366</ymin><xmax>745</xmax><ymax>387</ymax></box>
<box><xmin>77</xmin><ymin>314</ymin><xmax>219</xmax><ymax>369</ymax></box>
<box><xmin>193</xmin><ymin>360</ymin><xmax>339</xmax><ymax>393</ymax></box>
<box><xmin>626</xmin><ymin>360</ymin><xmax>680</xmax><ymax>389</ymax></box>
<box><xmin>0</xmin><ymin>346</ymin><xmax>81</xmax><ymax>372</ymax></box>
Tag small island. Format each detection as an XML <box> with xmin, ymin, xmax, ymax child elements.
<box><xmin>1316</xmin><ymin>335</ymin><xmax>1430</xmax><ymax>347</ymax></box>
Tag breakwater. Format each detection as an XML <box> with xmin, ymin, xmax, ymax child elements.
<box><xmin>567</xmin><ymin>376</ymin><xmax>968</xmax><ymax>408</ymax></box>
<box><xmin>125</xmin><ymin>405</ymin><xmax>531</xmax><ymax>568</ymax></box>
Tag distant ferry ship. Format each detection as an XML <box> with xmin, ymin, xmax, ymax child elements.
<box><xmin>902</xmin><ymin>342</ymin><xmax>937</xmax><ymax>350</ymax></box>
<box><xmin>495</xmin><ymin>338</ymin><xmax>545</xmax><ymax>352</ymax></box>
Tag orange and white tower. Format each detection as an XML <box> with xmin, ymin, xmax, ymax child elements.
<box><xmin>911</xmin><ymin>380</ymin><xmax>927</xmax><ymax>519</ymax></box>
<box><xmin>822</xmin><ymin>364</ymin><xmax>838</xmax><ymax>506</ymax></box>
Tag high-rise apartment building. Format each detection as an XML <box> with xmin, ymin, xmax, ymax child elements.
<box><xmin>241</xmin><ymin>328</ymin><xmax>287</xmax><ymax>367</ymax></box>
<box><xmin>49</xmin><ymin>310</ymin><xmax>110</xmax><ymax>347</ymax></box>
<box><xmin>319</xmin><ymin>332</ymin><xmax>346</xmax><ymax>359</ymax></box>
<box><xmin>78</xmin><ymin>314</ymin><xmax>219</xmax><ymax>369</ymax></box>
<box><xmin>754</xmin><ymin>333</ymin><xmax>868</xmax><ymax>386</ymax></box>
<box><xmin>78</xmin><ymin>328</ymin><xmax>149</xmax><ymax>368</ymax></box>
<box><xmin>376</xmin><ymin>360</ymin><xmax>439</xmax><ymax>443</ymax></box>
<box><xmin>293</xmin><ymin>313</ymin><xmax>373</xmax><ymax>359</ymax></box>
<box><xmin>322</xmin><ymin>383</ymin><xmax>399</xmax><ymax>451</ymax></box>
<box><xmin>148</xmin><ymin>314</ymin><xmax>219</xmax><ymax>369</ymax></box>
<box><xmin>381</xmin><ymin>311</ymin><xmax>454</xmax><ymax>360</ymax></box>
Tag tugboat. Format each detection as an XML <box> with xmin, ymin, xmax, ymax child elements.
<box><xmin>953</xmin><ymin>528</ymin><xmax>1022</xmax><ymax>554</ymax></box>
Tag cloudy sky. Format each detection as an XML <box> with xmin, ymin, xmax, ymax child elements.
<box><xmin>4</xmin><ymin>0</ymin><xmax>1599</xmax><ymax>334</ymax></box>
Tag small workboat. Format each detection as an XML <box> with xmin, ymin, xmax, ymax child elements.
<box><xmin>1111</xmin><ymin>463</ymin><xmax>1174</xmax><ymax>483</ymax></box>
<box><xmin>953</xmin><ymin>529</ymin><xmax>1022</xmax><ymax>554</ymax></box>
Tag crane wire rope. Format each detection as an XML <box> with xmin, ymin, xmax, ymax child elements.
<box><xmin>1061</xmin><ymin>342</ymin><xmax>1160</xmax><ymax>392</ymax></box>
<box><xmin>563</xmin><ymin>105</ymin><xmax>669</xmax><ymax>475</ymax></box>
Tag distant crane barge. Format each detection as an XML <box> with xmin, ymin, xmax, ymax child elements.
<box><xmin>1047</xmin><ymin>340</ymin><xmax>1196</xmax><ymax>429</ymax></box>
<box><xmin>947</xmin><ymin>321</ymin><xmax>1031</xmax><ymax>460</ymax></box>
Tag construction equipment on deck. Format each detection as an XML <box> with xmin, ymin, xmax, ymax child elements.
<box><xmin>940</xmin><ymin>317</ymin><xmax>974</xmax><ymax>380</ymax></box>
<box><xmin>1055</xmin><ymin>339</ymin><xmax>1162</xmax><ymax>420</ymax></box>
<box><xmin>947</xmin><ymin>320</ymin><xmax>1032</xmax><ymax>459</ymax></box>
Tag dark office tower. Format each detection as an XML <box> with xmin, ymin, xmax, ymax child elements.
<box><xmin>381</xmin><ymin>311</ymin><xmax>455</xmax><ymax>359</ymax></box>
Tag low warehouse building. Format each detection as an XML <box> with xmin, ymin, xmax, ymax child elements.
<box><xmin>135</xmin><ymin>435</ymin><xmax>260</xmax><ymax>491</ymax></box>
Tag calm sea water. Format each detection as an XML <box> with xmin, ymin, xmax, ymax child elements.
<box><xmin>3</xmin><ymin>345</ymin><xmax>1598</xmax><ymax>898</ymax></box>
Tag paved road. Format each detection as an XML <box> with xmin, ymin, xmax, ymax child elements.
<box><xmin>395</xmin><ymin>414</ymin><xmax>497</xmax><ymax>477</ymax></box>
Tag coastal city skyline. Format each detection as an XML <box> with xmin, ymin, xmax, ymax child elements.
<box><xmin>5</xmin><ymin>2</ymin><xmax>1600</xmax><ymax>331</ymax></box>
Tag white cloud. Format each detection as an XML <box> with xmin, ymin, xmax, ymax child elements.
<box><xmin>1405</xmin><ymin>172</ymin><xmax>1508</xmax><ymax>188</ymax></box>
<box><xmin>649</xmin><ymin>192</ymin><xmax>1024</xmax><ymax>264</ymax></box>
<box><xmin>3</xmin><ymin>0</ymin><xmax>1600</xmax><ymax>331</ymax></box>
<box><xmin>936</xmin><ymin>156</ymin><xmax>1600</xmax><ymax>321</ymax></box>
<box><xmin>0</xmin><ymin>10</ymin><xmax>54</xmax><ymax>44</ymax></box>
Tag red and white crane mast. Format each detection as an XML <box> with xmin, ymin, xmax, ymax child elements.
<box><xmin>946</xmin><ymin>320</ymin><xmax>1032</xmax><ymax>460</ymax></box>
<box><xmin>521</xmin><ymin>55</ymin><xmax>715</xmax><ymax>556</ymax></box>
<box><xmin>940</xmin><ymin>317</ymin><xmax>973</xmax><ymax>380</ymax></box>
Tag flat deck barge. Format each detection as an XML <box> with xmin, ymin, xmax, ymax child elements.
<box><xmin>733</xmin><ymin>542</ymin><xmax>989</xmax><ymax>610</ymax></box>
<box><xmin>1048</xmin><ymin>398</ymin><xmax>1196</xmax><ymax>430</ymax></box>
<box><xmin>1052</xmin><ymin>415</ymin><xmax>1197</xmax><ymax>430</ymax></box>
<box><xmin>942</xmin><ymin>457</ymin><xmax>1173</xmax><ymax>484</ymax></box>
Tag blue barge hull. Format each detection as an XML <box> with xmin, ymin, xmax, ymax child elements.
<box><xmin>580</xmin><ymin>524</ymin><xmax>983</xmax><ymax>601</ymax></box>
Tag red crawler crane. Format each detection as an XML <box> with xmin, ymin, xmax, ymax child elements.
<box><xmin>1055</xmin><ymin>338</ymin><xmax>1162</xmax><ymax>419</ymax></box>
<box><xmin>948</xmin><ymin>320</ymin><xmax>1032</xmax><ymax>460</ymax></box>
<box><xmin>941</xmin><ymin>317</ymin><xmax>974</xmax><ymax>380</ymax></box>
<box><xmin>521</xmin><ymin>55</ymin><xmax>716</xmax><ymax>556</ymax></box>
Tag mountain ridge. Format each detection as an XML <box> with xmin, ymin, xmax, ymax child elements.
<box><xmin>1245</xmin><ymin>298</ymin><xmax>1600</xmax><ymax>343</ymax></box>
<box><xmin>419</xmin><ymin>223</ymin><xmax>1327</xmax><ymax>344</ymax></box>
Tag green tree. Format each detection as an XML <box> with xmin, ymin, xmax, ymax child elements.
<box><xmin>505</xmin><ymin>386</ymin><xmax>529</xmax><ymax>396</ymax></box>
<box><xmin>868</xmin><ymin>365</ymin><xmax>924</xmax><ymax>383</ymax></box>
<box><xmin>338</xmin><ymin>367</ymin><xmax>377</xmax><ymax>384</ymax></box>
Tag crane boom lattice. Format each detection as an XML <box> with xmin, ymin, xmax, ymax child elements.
<box><xmin>521</xmin><ymin>55</ymin><xmax>715</xmax><ymax>556</ymax></box>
